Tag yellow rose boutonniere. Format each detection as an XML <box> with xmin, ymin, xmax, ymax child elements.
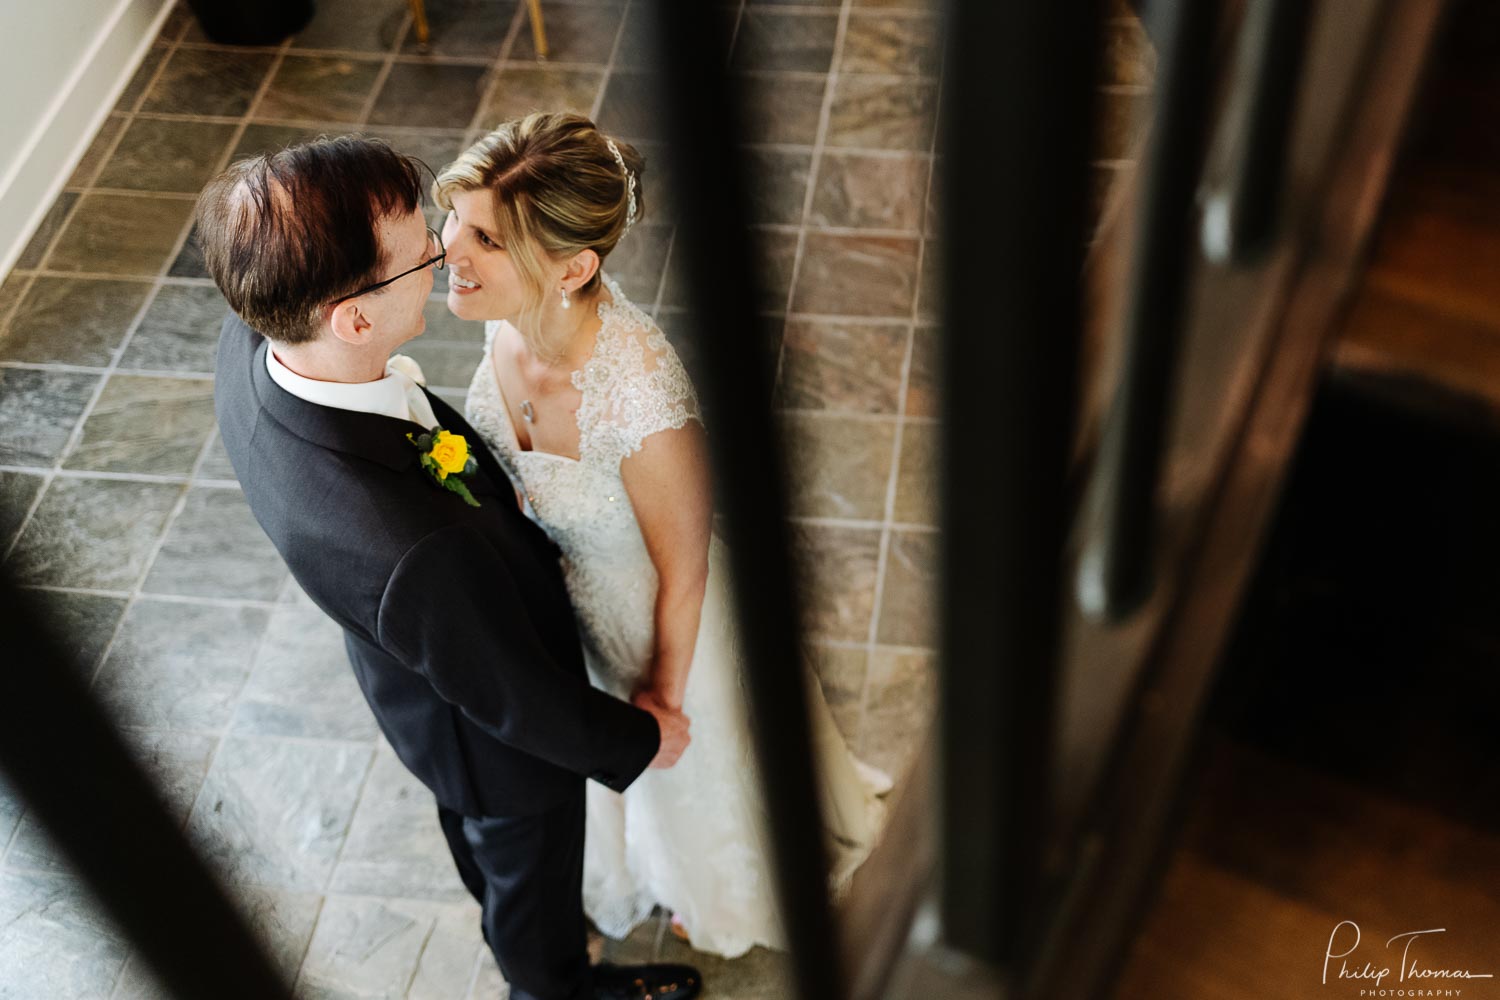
<box><xmin>407</xmin><ymin>427</ymin><xmax>480</xmax><ymax>507</ymax></box>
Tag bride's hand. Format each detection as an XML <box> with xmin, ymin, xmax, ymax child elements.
<box><xmin>635</xmin><ymin>690</ymin><xmax>691</xmax><ymax>768</ymax></box>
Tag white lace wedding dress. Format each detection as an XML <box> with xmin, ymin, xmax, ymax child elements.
<box><xmin>464</xmin><ymin>274</ymin><xmax>891</xmax><ymax>958</ymax></box>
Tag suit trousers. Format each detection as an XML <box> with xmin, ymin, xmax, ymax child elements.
<box><xmin>438</xmin><ymin>790</ymin><xmax>592</xmax><ymax>1000</ymax></box>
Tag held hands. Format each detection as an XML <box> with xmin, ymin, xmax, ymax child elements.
<box><xmin>635</xmin><ymin>689</ymin><xmax>691</xmax><ymax>769</ymax></box>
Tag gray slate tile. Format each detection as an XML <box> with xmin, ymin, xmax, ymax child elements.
<box><xmin>862</xmin><ymin>647</ymin><xmax>935</xmax><ymax>778</ymax></box>
<box><xmin>293</xmin><ymin>0</ymin><xmax>408</xmax><ymax>52</ymax></box>
<box><xmin>368</xmin><ymin>63</ymin><xmax>489</xmax><ymax>129</ymax></box>
<box><xmin>0</xmin><ymin>276</ymin><xmax>153</xmax><ymax>366</ymax></box>
<box><xmin>7</xmin><ymin>478</ymin><xmax>179</xmax><ymax>590</ymax></box>
<box><xmin>0</xmin><ymin>369</ymin><xmax>99</xmax><ymax>467</ymax></box>
<box><xmin>121</xmin><ymin>284</ymin><xmax>231</xmax><ymax>373</ymax></box>
<box><xmin>66</xmin><ymin>114</ymin><xmax>128</xmax><ymax>188</ymax></box>
<box><xmin>14</xmin><ymin>192</ymin><xmax>78</xmax><ymax>269</ymax></box>
<box><xmin>92</xmin><ymin>600</ymin><xmax>270</xmax><ymax>731</ymax></box>
<box><xmin>297</xmin><ymin>895</ymin><xmax>484</xmax><ymax>1000</ymax></box>
<box><xmin>196</xmin><ymin>432</ymin><xmax>239</xmax><ymax>481</ymax></box>
<box><xmin>62</xmin><ymin>374</ymin><xmax>216</xmax><ymax>475</ymax></box>
<box><xmin>0</xmin><ymin>774</ymin><xmax>22</xmax><ymax>856</ymax></box>
<box><xmin>508</xmin><ymin>1</ymin><xmax>621</xmax><ymax>63</ymax></box>
<box><xmin>257</xmin><ymin>54</ymin><xmax>385</xmax><ymax>123</ymax></box>
<box><xmin>731</xmin><ymin>10</ymin><xmax>839</xmax><ymax>73</ymax></box>
<box><xmin>34</xmin><ymin>590</ymin><xmax>129</xmax><ymax>681</ymax></box>
<box><xmin>0</xmin><ymin>871</ymin><xmax>131</xmax><ymax>1000</ymax></box>
<box><xmin>142</xmin><ymin>486</ymin><xmax>287</xmax><ymax>599</ymax></box>
<box><xmin>0</xmin><ymin>470</ymin><xmax>45</xmax><ymax>550</ymax></box>
<box><xmin>328</xmin><ymin>744</ymin><xmax>468</xmax><ymax>902</ymax></box>
<box><xmin>113</xmin><ymin>42</ymin><xmax>168</xmax><ymax>112</ymax></box>
<box><xmin>399</xmin><ymin>0</ymin><xmax>518</xmax><ymax>59</ymax></box>
<box><xmin>476</xmin><ymin>65</ymin><xmax>604</xmax><ymax>125</ymax></box>
<box><xmin>94</xmin><ymin>118</ymin><xmax>239</xmax><ymax>194</ymax></box>
<box><xmin>47</xmin><ymin>193</ymin><xmax>194</xmax><ymax>277</ymax></box>
<box><xmin>140</xmin><ymin>48</ymin><xmax>276</xmax><ymax>117</ymax></box>
<box><xmin>231</xmin><ymin>603</ymin><xmax>376</xmax><ymax>742</ymax></box>
<box><xmin>185</xmin><ymin>736</ymin><xmax>371</xmax><ymax>891</ymax></box>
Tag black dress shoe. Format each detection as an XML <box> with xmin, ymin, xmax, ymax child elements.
<box><xmin>592</xmin><ymin>961</ymin><xmax>703</xmax><ymax>1000</ymax></box>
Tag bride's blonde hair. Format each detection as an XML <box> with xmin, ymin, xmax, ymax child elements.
<box><xmin>432</xmin><ymin>112</ymin><xmax>644</xmax><ymax>356</ymax></box>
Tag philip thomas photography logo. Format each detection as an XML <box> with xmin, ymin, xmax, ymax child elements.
<box><xmin>1324</xmin><ymin>920</ymin><xmax>1494</xmax><ymax>997</ymax></box>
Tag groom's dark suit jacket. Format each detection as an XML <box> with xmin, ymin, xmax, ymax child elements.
<box><xmin>215</xmin><ymin>314</ymin><xmax>659</xmax><ymax>817</ymax></box>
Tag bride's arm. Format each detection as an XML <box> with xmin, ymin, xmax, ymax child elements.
<box><xmin>620</xmin><ymin>422</ymin><xmax>713</xmax><ymax>712</ymax></box>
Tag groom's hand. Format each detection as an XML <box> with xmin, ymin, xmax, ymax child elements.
<box><xmin>634</xmin><ymin>691</ymin><xmax>691</xmax><ymax>768</ymax></box>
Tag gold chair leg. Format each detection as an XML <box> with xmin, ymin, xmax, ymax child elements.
<box><xmin>407</xmin><ymin>0</ymin><xmax>431</xmax><ymax>51</ymax></box>
<box><xmin>525</xmin><ymin>0</ymin><xmax>549</xmax><ymax>61</ymax></box>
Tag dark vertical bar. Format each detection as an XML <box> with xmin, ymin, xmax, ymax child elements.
<box><xmin>0</xmin><ymin>570</ymin><xmax>293</xmax><ymax>1000</ymax></box>
<box><xmin>643</xmin><ymin>5</ymin><xmax>842</xmax><ymax>998</ymax></box>
<box><xmin>937</xmin><ymin>0</ymin><xmax>1100</xmax><ymax>970</ymax></box>
<box><xmin>1076</xmin><ymin>0</ymin><xmax>1221</xmax><ymax>622</ymax></box>
<box><xmin>1202</xmin><ymin>0</ymin><xmax>1316</xmax><ymax>262</ymax></box>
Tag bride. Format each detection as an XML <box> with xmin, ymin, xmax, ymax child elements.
<box><xmin>433</xmin><ymin>112</ymin><xmax>890</xmax><ymax>958</ymax></box>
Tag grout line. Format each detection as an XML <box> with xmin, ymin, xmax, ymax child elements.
<box><xmin>465</xmin><ymin>2</ymin><xmax>530</xmax><ymax>136</ymax></box>
<box><xmin>106</xmin><ymin>952</ymin><xmax>135</xmax><ymax>999</ymax></box>
<box><xmin>1</xmin><ymin>466</ymin><xmax>195</xmax><ymax>484</ymax></box>
<box><xmin>0</xmin><ymin>362</ymin><xmax>210</xmax><ymax>379</ymax></box>
<box><xmin>355</xmin><ymin>10</ymin><xmax>413</xmax><ymax>126</ymax></box>
<box><xmin>402</xmin><ymin>918</ymin><xmax>443</xmax><ymax>996</ymax></box>
<box><xmin>492</xmin><ymin>0</ymin><xmax>531</xmax><ymax>71</ymax></box>
<box><xmin>315</xmin><ymin>744</ymin><xmax>381</xmax><ymax>898</ymax></box>
<box><xmin>0</xmin><ymin>272</ymin><xmax>36</xmax><ymax>331</ymax></box>
<box><xmin>0</xmin><ymin>245</ymin><xmax>173</xmax><ymax>565</ymax></box>
<box><xmin>5</xmin><ymin>270</ymin><xmax>160</xmax><ymax>283</ymax></box>
<box><xmin>772</xmin><ymin>0</ymin><xmax>853</xmax><ymax>392</ymax></box>
<box><xmin>75</xmin><ymin>188</ymin><xmax>200</xmax><ymax>201</ymax></box>
<box><xmin>80</xmin><ymin>432</ymin><xmax>223</xmax><ymax>696</ymax></box>
<box><xmin>588</xmin><ymin>0</ymin><xmax>632</xmax><ymax>124</ymax></box>
<box><xmin>16</xmin><ymin>584</ymin><xmax>132</xmax><ymax>599</ymax></box>
<box><xmin>857</xmin><ymin>20</ymin><xmax>946</xmax><ymax>741</ymax></box>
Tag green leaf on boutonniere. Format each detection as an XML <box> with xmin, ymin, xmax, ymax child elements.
<box><xmin>444</xmin><ymin>475</ymin><xmax>480</xmax><ymax>507</ymax></box>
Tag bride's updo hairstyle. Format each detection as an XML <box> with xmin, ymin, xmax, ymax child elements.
<box><xmin>432</xmin><ymin>111</ymin><xmax>644</xmax><ymax>352</ymax></box>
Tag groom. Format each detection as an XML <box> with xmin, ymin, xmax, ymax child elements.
<box><xmin>200</xmin><ymin>137</ymin><xmax>701</xmax><ymax>1000</ymax></box>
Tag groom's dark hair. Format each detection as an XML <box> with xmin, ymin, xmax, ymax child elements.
<box><xmin>195</xmin><ymin>136</ymin><xmax>428</xmax><ymax>345</ymax></box>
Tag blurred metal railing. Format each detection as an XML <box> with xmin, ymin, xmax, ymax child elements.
<box><xmin>0</xmin><ymin>566</ymin><xmax>294</xmax><ymax>999</ymax></box>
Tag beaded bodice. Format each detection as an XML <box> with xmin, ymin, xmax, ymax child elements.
<box><xmin>464</xmin><ymin>275</ymin><xmax>702</xmax><ymax>690</ymax></box>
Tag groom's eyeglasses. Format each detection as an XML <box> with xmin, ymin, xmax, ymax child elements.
<box><xmin>336</xmin><ymin>227</ymin><xmax>446</xmax><ymax>303</ymax></box>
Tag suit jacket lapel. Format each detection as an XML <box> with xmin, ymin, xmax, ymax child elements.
<box><xmin>242</xmin><ymin>320</ymin><xmax>512</xmax><ymax>502</ymax></box>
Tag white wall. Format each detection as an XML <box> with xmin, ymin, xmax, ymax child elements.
<box><xmin>0</xmin><ymin>0</ymin><xmax>172</xmax><ymax>275</ymax></box>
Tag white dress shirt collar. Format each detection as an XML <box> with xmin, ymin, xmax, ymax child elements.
<box><xmin>265</xmin><ymin>347</ymin><xmax>437</xmax><ymax>429</ymax></box>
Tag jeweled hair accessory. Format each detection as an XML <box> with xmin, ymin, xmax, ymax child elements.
<box><xmin>605</xmin><ymin>138</ymin><xmax>637</xmax><ymax>233</ymax></box>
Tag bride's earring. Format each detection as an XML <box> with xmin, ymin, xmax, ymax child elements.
<box><xmin>560</xmin><ymin>286</ymin><xmax>571</xmax><ymax>310</ymax></box>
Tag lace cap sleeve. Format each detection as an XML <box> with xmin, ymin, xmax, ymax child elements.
<box><xmin>574</xmin><ymin>300</ymin><xmax>702</xmax><ymax>467</ymax></box>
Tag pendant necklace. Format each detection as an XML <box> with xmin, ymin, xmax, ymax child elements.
<box><xmin>521</xmin><ymin>400</ymin><xmax>535</xmax><ymax>423</ymax></box>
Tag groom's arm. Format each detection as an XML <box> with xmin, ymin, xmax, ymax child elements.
<box><xmin>376</xmin><ymin>523</ymin><xmax>660</xmax><ymax>792</ymax></box>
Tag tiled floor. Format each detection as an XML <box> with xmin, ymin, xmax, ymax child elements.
<box><xmin>0</xmin><ymin>1</ymin><xmax>1150</xmax><ymax>996</ymax></box>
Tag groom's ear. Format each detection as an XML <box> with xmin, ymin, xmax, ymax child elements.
<box><xmin>327</xmin><ymin>299</ymin><xmax>373</xmax><ymax>346</ymax></box>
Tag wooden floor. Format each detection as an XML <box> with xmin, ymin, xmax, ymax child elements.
<box><xmin>1332</xmin><ymin>0</ymin><xmax>1500</xmax><ymax>428</ymax></box>
<box><xmin>1114</xmin><ymin>3</ymin><xmax>1500</xmax><ymax>996</ymax></box>
<box><xmin>1117</xmin><ymin>737</ymin><xmax>1500</xmax><ymax>999</ymax></box>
